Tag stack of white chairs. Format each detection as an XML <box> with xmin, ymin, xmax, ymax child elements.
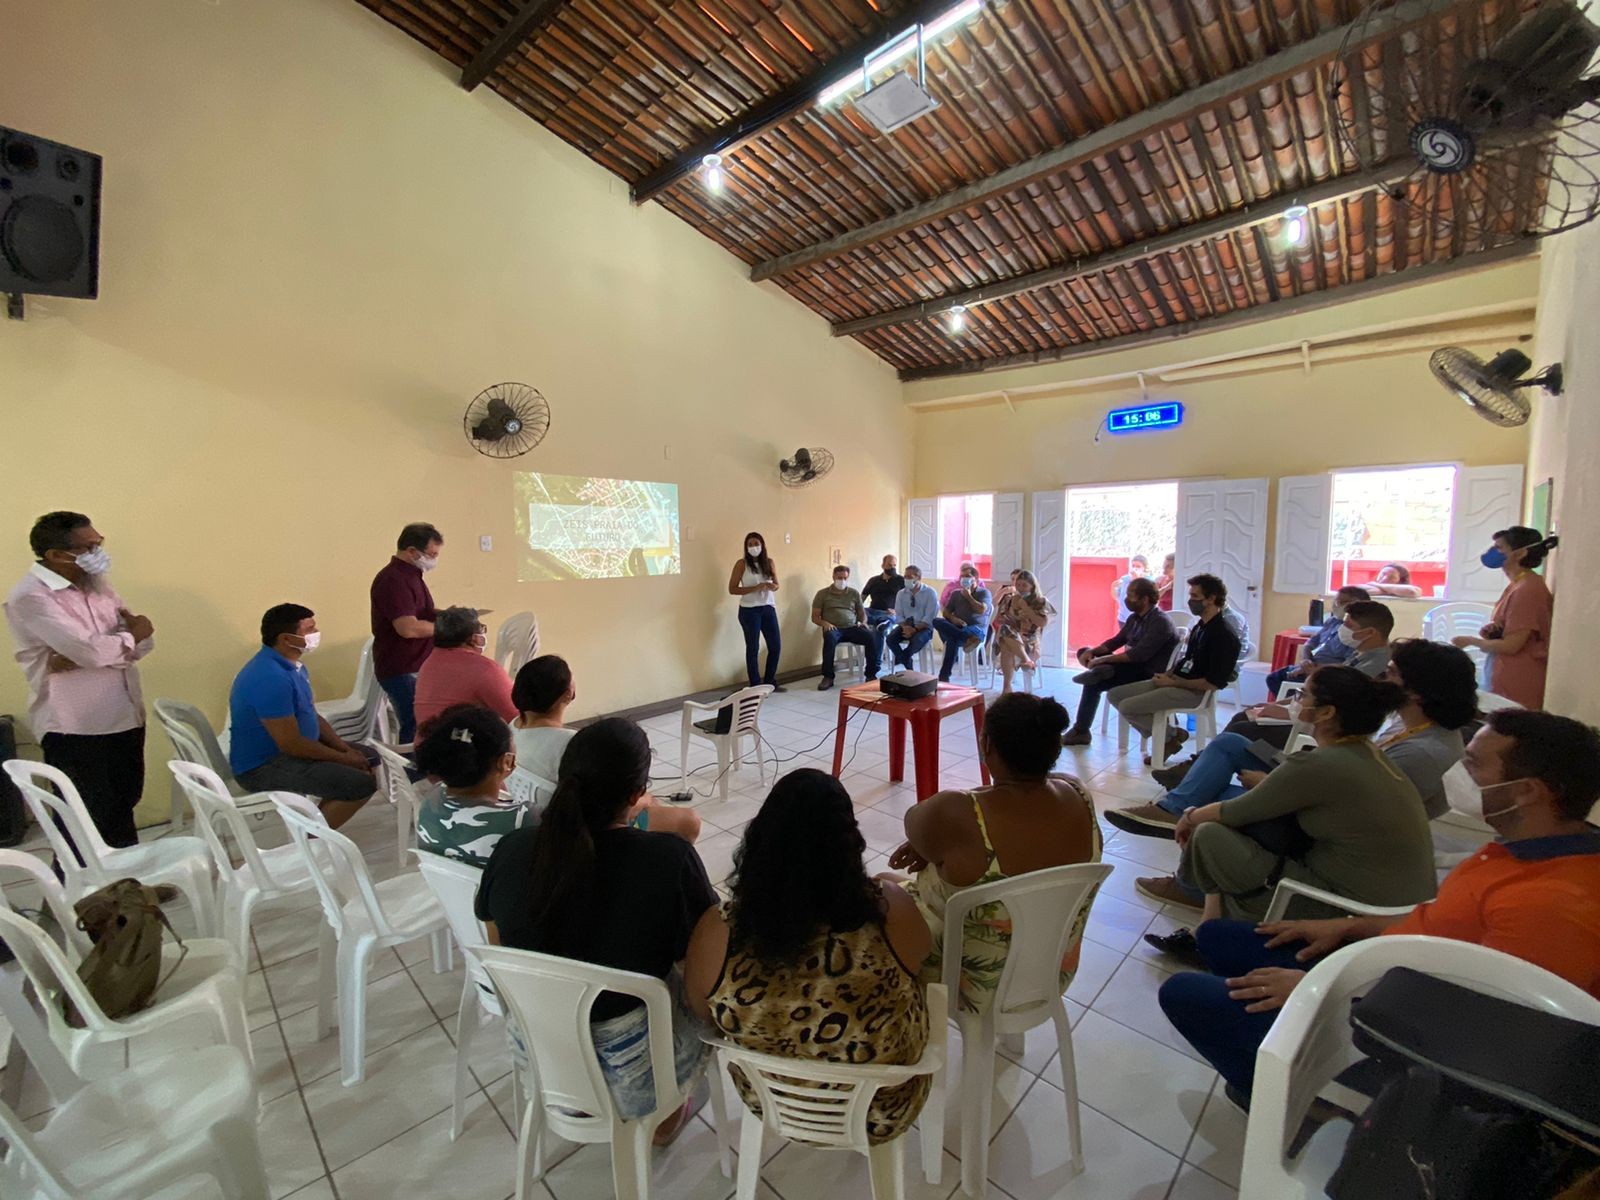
<box><xmin>680</xmin><ymin>685</ymin><xmax>772</xmax><ymax>800</ymax></box>
<box><xmin>168</xmin><ymin>761</ymin><xmax>321</xmax><ymax>968</ymax></box>
<box><xmin>4</xmin><ymin>760</ymin><xmax>218</xmax><ymax>937</ymax></box>
<box><xmin>494</xmin><ymin>611</ymin><xmax>541</xmax><ymax>677</ymax></box>
<box><xmin>314</xmin><ymin>637</ymin><xmax>388</xmax><ymax>744</ymax></box>
<box><xmin>1422</xmin><ymin>602</ymin><xmax>1493</xmax><ymax>685</ymax></box>
<box><xmin>154</xmin><ymin>698</ymin><xmax>281</xmax><ymax>830</ymax></box>
<box><xmin>273</xmin><ymin>796</ymin><xmax>451</xmax><ymax>1086</ymax></box>
<box><xmin>708</xmin><ymin>985</ymin><xmax>951</xmax><ymax>1200</ymax></box>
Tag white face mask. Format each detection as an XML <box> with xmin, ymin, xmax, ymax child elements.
<box><xmin>961</xmin><ymin>577</ymin><xmax>975</xmax><ymax>590</ymax></box>
<box><xmin>907</xmin><ymin>579</ymin><xmax>921</xmax><ymax>591</ymax></box>
<box><xmin>74</xmin><ymin>547</ymin><xmax>112</xmax><ymax>576</ymax></box>
<box><xmin>295</xmin><ymin>631</ymin><xmax>322</xmax><ymax>654</ymax></box>
<box><xmin>747</xmin><ymin>544</ymin><xmax>762</xmax><ymax>557</ymax></box>
<box><xmin>1330</xmin><ymin>605</ymin><xmax>1347</xmax><ymax>621</ymax></box>
<box><xmin>1017</xmin><ymin>586</ymin><xmax>1032</xmax><ymax>597</ymax></box>
<box><xmin>832</xmin><ymin>579</ymin><xmax>848</xmax><ymax>590</ymax></box>
<box><xmin>1336</xmin><ymin>625</ymin><xmax>1363</xmax><ymax>649</ymax></box>
<box><xmin>416</xmin><ymin>553</ymin><xmax>439</xmax><ymax>573</ymax></box>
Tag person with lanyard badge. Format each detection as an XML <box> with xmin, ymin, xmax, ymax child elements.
<box><xmin>728</xmin><ymin>532</ymin><xmax>782</xmax><ymax>691</ymax></box>
<box><xmin>1453</xmin><ymin>526</ymin><xmax>1558</xmax><ymax>709</ymax></box>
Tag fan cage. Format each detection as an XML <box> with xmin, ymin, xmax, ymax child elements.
<box><xmin>779</xmin><ymin>447</ymin><xmax>835</xmax><ymax>487</ymax></box>
<box><xmin>464</xmin><ymin>383</ymin><xmax>551</xmax><ymax>459</ymax></box>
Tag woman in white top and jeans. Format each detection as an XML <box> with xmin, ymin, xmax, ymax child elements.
<box><xmin>728</xmin><ymin>532</ymin><xmax>783</xmax><ymax>691</ymax></box>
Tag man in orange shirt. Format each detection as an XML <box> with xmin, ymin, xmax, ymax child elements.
<box><xmin>1157</xmin><ymin>708</ymin><xmax>1600</xmax><ymax>1102</ymax></box>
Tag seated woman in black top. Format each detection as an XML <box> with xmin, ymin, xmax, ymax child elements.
<box><xmin>475</xmin><ymin>717</ymin><xmax>716</xmax><ymax>1141</ymax></box>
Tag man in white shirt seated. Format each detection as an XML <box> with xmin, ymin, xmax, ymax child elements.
<box><xmin>886</xmin><ymin>565</ymin><xmax>938</xmax><ymax>671</ymax></box>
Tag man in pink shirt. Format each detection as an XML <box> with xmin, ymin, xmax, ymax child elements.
<box><xmin>4</xmin><ymin>512</ymin><xmax>156</xmax><ymax>847</ymax></box>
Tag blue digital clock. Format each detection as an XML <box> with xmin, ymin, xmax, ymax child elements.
<box><xmin>1107</xmin><ymin>401</ymin><xmax>1184</xmax><ymax>433</ymax></box>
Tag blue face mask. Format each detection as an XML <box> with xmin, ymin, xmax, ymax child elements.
<box><xmin>1481</xmin><ymin>546</ymin><xmax>1508</xmax><ymax>569</ymax></box>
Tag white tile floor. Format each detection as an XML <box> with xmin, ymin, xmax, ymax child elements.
<box><xmin>3</xmin><ymin>667</ymin><xmax>1252</xmax><ymax>1200</ymax></box>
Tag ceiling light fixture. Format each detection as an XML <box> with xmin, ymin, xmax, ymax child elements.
<box><xmin>947</xmin><ymin>304</ymin><xmax>968</xmax><ymax>333</ymax></box>
<box><xmin>818</xmin><ymin>0</ymin><xmax>983</xmax><ymax>107</ymax></box>
<box><xmin>1283</xmin><ymin>203</ymin><xmax>1309</xmax><ymax>245</ymax></box>
<box><xmin>702</xmin><ymin>153</ymin><xmax>724</xmax><ymax>193</ymax></box>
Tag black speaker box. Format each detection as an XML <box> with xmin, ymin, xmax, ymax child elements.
<box><xmin>1</xmin><ymin>126</ymin><xmax>101</xmax><ymax>300</ymax></box>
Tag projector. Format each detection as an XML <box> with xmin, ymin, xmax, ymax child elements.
<box><xmin>879</xmin><ymin>670</ymin><xmax>938</xmax><ymax>700</ymax></box>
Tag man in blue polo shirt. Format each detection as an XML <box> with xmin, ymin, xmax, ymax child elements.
<box><xmin>229</xmin><ymin>603</ymin><xmax>375</xmax><ymax>829</ymax></box>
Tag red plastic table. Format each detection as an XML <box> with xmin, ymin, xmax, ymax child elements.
<box><xmin>830</xmin><ymin>682</ymin><xmax>991</xmax><ymax>801</ymax></box>
<box><xmin>1270</xmin><ymin>631</ymin><xmax>1311</xmax><ymax>672</ymax></box>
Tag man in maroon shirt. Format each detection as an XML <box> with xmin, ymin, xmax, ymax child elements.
<box><xmin>370</xmin><ymin>523</ymin><xmax>442</xmax><ymax>743</ymax></box>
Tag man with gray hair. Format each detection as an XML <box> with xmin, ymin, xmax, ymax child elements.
<box><xmin>413</xmin><ymin>606</ymin><xmax>517</xmax><ymax>735</ymax></box>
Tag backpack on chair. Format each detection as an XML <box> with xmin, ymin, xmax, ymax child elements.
<box><xmin>64</xmin><ymin>878</ymin><xmax>186</xmax><ymax>1027</ymax></box>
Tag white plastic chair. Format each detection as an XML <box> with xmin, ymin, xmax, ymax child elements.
<box><xmin>413</xmin><ymin>852</ymin><xmax>529</xmax><ymax>1141</ymax></box>
<box><xmin>474</xmin><ymin>945</ymin><xmax>730</xmax><ymax>1200</ymax></box>
<box><xmin>1240</xmin><ymin>936</ymin><xmax>1600</xmax><ymax>1200</ymax></box>
<box><xmin>922</xmin><ymin>862</ymin><xmax>1112</xmax><ymax>1197</ymax></box>
<box><xmin>1422</xmin><ymin>603</ymin><xmax>1493</xmax><ymax>685</ymax></box>
<box><xmin>154</xmin><ymin>698</ymin><xmax>282</xmax><ymax>831</ymax></box>
<box><xmin>313</xmin><ymin>636</ymin><xmax>387</xmax><ymax>743</ymax></box>
<box><xmin>0</xmin><ymin>849</ymin><xmax>253</xmax><ymax>1078</ymax></box>
<box><xmin>709</xmin><ymin>983</ymin><xmax>951</xmax><ymax>1200</ymax></box>
<box><xmin>167</xmin><ymin>762</ymin><xmax>320</xmax><ymax>968</ymax></box>
<box><xmin>1261</xmin><ymin>877</ymin><xmax>1417</xmax><ymax>923</ymax></box>
<box><xmin>680</xmin><ymin>685</ymin><xmax>773</xmax><ymax>799</ymax></box>
<box><xmin>370</xmin><ymin>742</ymin><xmax>425</xmax><ymax>868</ymax></box>
<box><xmin>5</xmin><ymin>760</ymin><xmax>219</xmax><ymax>938</ymax></box>
<box><xmin>0</xmin><ymin>1044</ymin><xmax>270</xmax><ymax>1200</ymax></box>
<box><xmin>273</xmin><ymin>797</ymin><xmax>452</xmax><ymax>1086</ymax></box>
<box><xmin>494</xmin><ymin>611</ymin><xmax>541</xmax><ymax>677</ymax></box>
<box><xmin>506</xmin><ymin>766</ymin><xmax>557</xmax><ymax>810</ymax></box>
<box><xmin>1113</xmin><ymin>633</ymin><xmax>1219</xmax><ymax>769</ymax></box>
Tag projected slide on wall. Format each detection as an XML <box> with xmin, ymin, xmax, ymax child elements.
<box><xmin>513</xmin><ymin>472</ymin><xmax>681</xmax><ymax>582</ymax></box>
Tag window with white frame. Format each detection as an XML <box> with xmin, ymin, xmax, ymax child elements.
<box><xmin>1272</xmin><ymin>463</ymin><xmax>1524</xmax><ymax>604</ymax></box>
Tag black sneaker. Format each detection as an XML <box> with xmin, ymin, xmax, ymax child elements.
<box><xmin>1142</xmin><ymin>926</ymin><xmax>1206</xmax><ymax>969</ymax></box>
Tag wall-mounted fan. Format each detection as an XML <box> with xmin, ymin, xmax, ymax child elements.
<box><xmin>464</xmin><ymin>383</ymin><xmax>550</xmax><ymax>459</ymax></box>
<box><xmin>1429</xmin><ymin>346</ymin><xmax>1562</xmax><ymax>427</ymax></box>
<box><xmin>778</xmin><ymin>447</ymin><xmax>834</xmax><ymax>488</ymax></box>
<box><xmin>1328</xmin><ymin>0</ymin><xmax>1600</xmax><ymax>243</ymax></box>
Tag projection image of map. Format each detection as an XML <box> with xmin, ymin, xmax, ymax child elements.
<box><xmin>514</xmin><ymin>472</ymin><xmax>681</xmax><ymax>582</ymax></box>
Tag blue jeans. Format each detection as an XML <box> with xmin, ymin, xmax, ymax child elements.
<box><xmin>1157</xmin><ymin>920</ymin><xmax>1315</xmax><ymax>1096</ymax></box>
<box><xmin>737</xmin><ymin>605</ymin><xmax>781</xmax><ymax>686</ymax></box>
<box><xmin>378</xmin><ymin>672</ymin><xmax>419</xmax><ymax>744</ymax></box>
<box><xmin>822</xmin><ymin>625</ymin><xmax>879</xmax><ymax>679</ymax></box>
<box><xmin>932</xmin><ymin>617</ymin><xmax>987</xmax><ymax>681</ymax></box>
<box><xmin>1156</xmin><ymin>731</ymin><xmax>1259</xmax><ymax>815</ymax></box>
<box><xmin>886</xmin><ymin>625</ymin><xmax>933</xmax><ymax>670</ymax></box>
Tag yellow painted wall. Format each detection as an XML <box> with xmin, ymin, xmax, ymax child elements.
<box><xmin>1529</xmin><ymin>223</ymin><xmax>1600</xmax><ymax>723</ymax></box>
<box><xmin>909</xmin><ymin>264</ymin><xmax>1538</xmax><ymax>653</ymax></box>
<box><xmin>0</xmin><ymin>0</ymin><xmax>909</xmax><ymax>824</ymax></box>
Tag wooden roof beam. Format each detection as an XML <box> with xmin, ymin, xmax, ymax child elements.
<box><xmin>831</xmin><ymin>162</ymin><xmax>1414</xmax><ymax>337</ymax></box>
<box><xmin>628</xmin><ymin>0</ymin><xmax>962</xmax><ymax>205</ymax></box>
<box><xmin>460</xmin><ymin>0</ymin><xmax>571</xmax><ymax>92</ymax></box>
<box><xmin>752</xmin><ymin>0</ymin><xmax>1447</xmax><ymax>283</ymax></box>
<box><xmin>896</xmin><ymin>238</ymin><xmax>1538</xmax><ymax>382</ymax></box>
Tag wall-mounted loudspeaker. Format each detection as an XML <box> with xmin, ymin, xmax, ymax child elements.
<box><xmin>1</xmin><ymin>126</ymin><xmax>102</xmax><ymax>308</ymax></box>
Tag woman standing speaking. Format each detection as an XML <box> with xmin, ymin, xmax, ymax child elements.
<box><xmin>729</xmin><ymin>532</ymin><xmax>783</xmax><ymax>691</ymax></box>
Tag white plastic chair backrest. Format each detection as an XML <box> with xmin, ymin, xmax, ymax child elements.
<box><xmin>154</xmin><ymin>698</ymin><xmax>236</xmax><ymax>784</ymax></box>
<box><xmin>475</xmin><ymin>944</ymin><xmax>682</xmax><ymax>1127</ymax></box>
<box><xmin>1287</xmin><ymin>732</ymin><xmax>1316</xmax><ymax>754</ymax></box>
<box><xmin>1251</xmin><ymin>935</ymin><xmax>1600</xmax><ymax>1172</ymax></box>
<box><xmin>699</xmin><ymin>685</ymin><xmax>773</xmax><ymax>737</ymax></box>
<box><xmin>707</xmin><ymin>982</ymin><xmax>950</xmax><ymax>1149</ymax></box>
<box><xmin>939</xmin><ymin>862</ymin><xmax>1112</xmax><ymax>1028</ymax></box>
<box><xmin>506</xmin><ymin>766</ymin><xmax>557</xmax><ymax>810</ymax></box>
<box><xmin>0</xmin><ymin>1086</ymin><xmax>82</xmax><ymax>1197</ymax></box>
<box><xmin>370</xmin><ymin>742</ymin><xmax>425</xmax><ymax>815</ymax></box>
<box><xmin>167</xmin><ymin>762</ymin><xmax>298</xmax><ymax>894</ymax></box>
<box><xmin>272</xmin><ymin>797</ymin><xmax>396</xmax><ymax>941</ymax></box>
<box><xmin>414</xmin><ymin>853</ymin><xmax>499</xmax><ymax>1012</ymax></box>
<box><xmin>0</xmin><ymin>906</ymin><xmax>118</xmax><ymax>1040</ymax></box>
<box><xmin>0</xmin><ymin>848</ymin><xmax>92</xmax><ymax>960</ymax></box>
<box><xmin>3</xmin><ymin>760</ymin><xmax>111</xmax><ymax>889</ymax></box>
<box><xmin>1422</xmin><ymin>603</ymin><xmax>1493</xmax><ymax>642</ymax></box>
<box><xmin>494</xmin><ymin>612</ymin><xmax>539</xmax><ymax>675</ymax></box>
<box><xmin>349</xmin><ymin>637</ymin><xmax>376</xmax><ymax>704</ymax></box>
<box><xmin>1163</xmin><ymin>626</ymin><xmax>1190</xmax><ymax>671</ymax></box>
<box><xmin>1167</xmin><ymin>610</ymin><xmax>1193</xmax><ymax>630</ymax></box>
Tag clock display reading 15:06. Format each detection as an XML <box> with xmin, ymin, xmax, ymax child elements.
<box><xmin>1107</xmin><ymin>401</ymin><xmax>1184</xmax><ymax>433</ymax></box>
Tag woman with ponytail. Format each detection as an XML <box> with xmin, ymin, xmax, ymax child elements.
<box><xmin>1452</xmin><ymin>525</ymin><xmax>1559</xmax><ymax>708</ymax></box>
<box><xmin>886</xmin><ymin>692</ymin><xmax>1103</xmax><ymax>1013</ymax></box>
<box><xmin>474</xmin><ymin>718</ymin><xmax>716</xmax><ymax>1140</ymax></box>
